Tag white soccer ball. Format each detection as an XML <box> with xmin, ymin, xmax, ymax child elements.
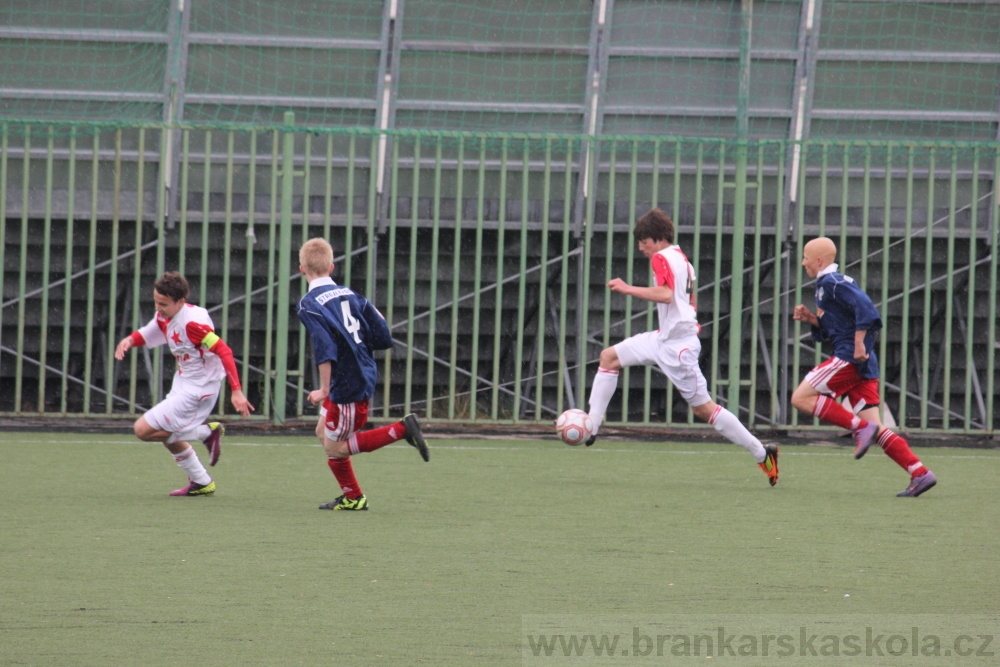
<box><xmin>556</xmin><ymin>409</ymin><xmax>593</xmax><ymax>446</ymax></box>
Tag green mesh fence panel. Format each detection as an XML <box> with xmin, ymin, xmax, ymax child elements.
<box><xmin>182</xmin><ymin>0</ymin><xmax>385</xmax><ymax>126</ymax></box>
<box><xmin>394</xmin><ymin>0</ymin><xmax>593</xmax><ymax>134</ymax></box>
<box><xmin>812</xmin><ymin>1</ymin><xmax>1000</xmax><ymax>141</ymax></box>
<box><xmin>0</xmin><ymin>0</ymin><xmax>167</xmax><ymax>124</ymax></box>
<box><xmin>1</xmin><ymin>1</ymin><xmax>998</xmax><ymax>142</ymax></box>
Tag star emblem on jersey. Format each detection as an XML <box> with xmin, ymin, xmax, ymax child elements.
<box><xmin>171</xmin><ymin>331</ymin><xmax>182</xmax><ymax>344</ymax></box>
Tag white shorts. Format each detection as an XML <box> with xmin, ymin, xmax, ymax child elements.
<box><xmin>614</xmin><ymin>330</ymin><xmax>712</xmax><ymax>407</ymax></box>
<box><xmin>143</xmin><ymin>375</ymin><xmax>221</xmax><ymax>435</ymax></box>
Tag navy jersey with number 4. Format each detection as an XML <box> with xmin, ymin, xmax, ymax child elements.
<box><xmin>297</xmin><ymin>278</ymin><xmax>394</xmax><ymax>404</ymax></box>
<box><xmin>811</xmin><ymin>265</ymin><xmax>883</xmax><ymax>379</ymax></box>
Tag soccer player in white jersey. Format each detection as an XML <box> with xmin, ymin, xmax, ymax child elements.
<box><xmin>115</xmin><ymin>272</ymin><xmax>254</xmax><ymax>496</ymax></box>
<box><xmin>584</xmin><ymin>208</ymin><xmax>779</xmax><ymax>486</ymax></box>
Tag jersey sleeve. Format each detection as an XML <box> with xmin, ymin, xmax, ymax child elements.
<box><xmin>205</xmin><ymin>335</ymin><xmax>242</xmax><ymax>391</ymax></box>
<box><xmin>297</xmin><ymin>303</ymin><xmax>339</xmax><ymax>365</ymax></box>
<box><xmin>185</xmin><ymin>321</ymin><xmax>215</xmax><ymax>346</ymax></box>
<box><xmin>361</xmin><ymin>300</ymin><xmax>394</xmax><ymax>351</ymax></box>
<box><xmin>843</xmin><ymin>285</ymin><xmax>882</xmax><ymax>332</ymax></box>
<box><xmin>136</xmin><ymin>316</ymin><xmax>166</xmax><ymax>348</ymax></box>
<box><xmin>650</xmin><ymin>253</ymin><xmax>674</xmax><ymax>289</ymax></box>
<box><xmin>827</xmin><ymin>278</ymin><xmax>882</xmax><ymax>333</ymax></box>
<box><xmin>185</xmin><ymin>321</ymin><xmax>243</xmax><ymax>390</ymax></box>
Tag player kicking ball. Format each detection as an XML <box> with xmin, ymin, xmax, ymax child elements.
<box><xmin>584</xmin><ymin>209</ymin><xmax>779</xmax><ymax>487</ymax></box>
<box><xmin>791</xmin><ymin>237</ymin><xmax>936</xmax><ymax>497</ymax></box>
<box><xmin>297</xmin><ymin>238</ymin><xmax>429</xmax><ymax>511</ymax></box>
<box><xmin>115</xmin><ymin>272</ymin><xmax>254</xmax><ymax>496</ymax></box>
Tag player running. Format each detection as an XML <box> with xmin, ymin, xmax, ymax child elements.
<box><xmin>297</xmin><ymin>237</ymin><xmax>429</xmax><ymax>511</ymax></box>
<box><xmin>115</xmin><ymin>271</ymin><xmax>254</xmax><ymax>496</ymax></box>
<box><xmin>583</xmin><ymin>208</ymin><xmax>779</xmax><ymax>487</ymax></box>
<box><xmin>791</xmin><ymin>236</ymin><xmax>936</xmax><ymax>497</ymax></box>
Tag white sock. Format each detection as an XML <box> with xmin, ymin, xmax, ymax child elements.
<box><xmin>709</xmin><ymin>406</ymin><xmax>767</xmax><ymax>462</ymax></box>
<box><xmin>173</xmin><ymin>446</ymin><xmax>212</xmax><ymax>485</ymax></box>
<box><xmin>176</xmin><ymin>424</ymin><xmax>212</xmax><ymax>442</ymax></box>
<box><xmin>587</xmin><ymin>369</ymin><xmax>619</xmax><ymax>435</ymax></box>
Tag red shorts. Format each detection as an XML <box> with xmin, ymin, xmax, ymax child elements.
<box><xmin>319</xmin><ymin>398</ymin><xmax>370</xmax><ymax>442</ymax></box>
<box><xmin>804</xmin><ymin>357</ymin><xmax>880</xmax><ymax>407</ymax></box>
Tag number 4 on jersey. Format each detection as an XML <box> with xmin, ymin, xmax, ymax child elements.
<box><xmin>341</xmin><ymin>301</ymin><xmax>362</xmax><ymax>343</ymax></box>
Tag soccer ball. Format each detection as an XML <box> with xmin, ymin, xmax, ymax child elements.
<box><xmin>556</xmin><ymin>409</ymin><xmax>593</xmax><ymax>446</ymax></box>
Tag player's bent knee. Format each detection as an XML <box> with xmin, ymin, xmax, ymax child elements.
<box><xmin>133</xmin><ymin>419</ymin><xmax>156</xmax><ymax>441</ymax></box>
<box><xmin>323</xmin><ymin>439</ymin><xmax>350</xmax><ymax>459</ymax></box>
<box><xmin>690</xmin><ymin>401</ymin><xmax>717</xmax><ymax>422</ymax></box>
<box><xmin>598</xmin><ymin>347</ymin><xmax>621</xmax><ymax>370</ymax></box>
<box><xmin>789</xmin><ymin>385</ymin><xmax>815</xmax><ymax>413</ymax></box>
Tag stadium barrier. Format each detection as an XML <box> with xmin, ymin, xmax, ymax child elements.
<box><xmin>1</xmin><ymin>120</ymin><xmax>997</xmax><ymax>434</ymax></box>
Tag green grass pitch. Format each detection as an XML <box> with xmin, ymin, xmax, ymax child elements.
<box><xmin>1</xmin><ymin>431</ymin><xmax>997</xmax><ymax>665</ymax></box>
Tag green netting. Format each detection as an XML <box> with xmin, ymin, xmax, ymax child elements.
<box><xmin>1</xmin><ymin>1</ymin><xmax>998</xmax><ymax>142</ymax></box>
<box><xmin>813</xmin><ymin>1</ymin><xmax>1000</xmax><ymax>141</ymax></box>
<box><xmin>0</xmin><ymin>0</ymin><xmax>167</xmax><ymax>124</ymax></box>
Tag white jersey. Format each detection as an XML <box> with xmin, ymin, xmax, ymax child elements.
<box><xmin>650</xmin><ymin>244</ymin><xmax>700</xmax><ymax>340</ymax></box>
<box><xmin>137</xmin><ymin>304</ymin><xmax>225</xmax><ymax>386</ymax></box>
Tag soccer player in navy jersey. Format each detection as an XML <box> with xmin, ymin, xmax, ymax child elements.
<box><xmin>114</xmin><ymin>272</ymin><xmax>254</xmax><ymax>496</ymax></box>
<box><xmin>791</xmin><ymin>237</ymin><xmax>936</xmax><ymax>497</ymax></box>
<box><xmin>297</xmin><ymin>237</ymin><xmax>429</xmax><ymax>511</ymax></box>
<box><xmin>584</xmin><ymin>208</ymin><xmax>780</xmax><ymax>487</ymax></box>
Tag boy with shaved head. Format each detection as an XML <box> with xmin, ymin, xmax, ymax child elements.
<box><xmin>792</xmin><ymin>237</ymin><xmax>936</xmax><ymax>497</ymax></box>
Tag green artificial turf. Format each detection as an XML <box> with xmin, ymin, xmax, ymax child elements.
<box><xmin>1</xmin><ymin>432</ymin><xmax>997</xmax><ymax>665</ymax></box>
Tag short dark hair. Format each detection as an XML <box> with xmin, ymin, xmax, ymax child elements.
<box><xmin>154</xmin><ymin>271</ymin><xmax>190</xmax><ymax>302</ymax></box>
<box><xmin>633</xmin><ymin>208</ymin><xmax>675</xmax><ymax>244</ymax></box>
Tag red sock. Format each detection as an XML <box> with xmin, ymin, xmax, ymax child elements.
<box><xmin>348</xmin><ymin>422</ymin><xmax>406</xmax><ymax>454</ymax></box>
<box><xmin>813</xmin><ymin>395</ymin><xmax>864</xmax><ymax>431</ymax></box>
<box><xmin>327</xmin><ymin>457</ymin><xmax>363</xmax><ymax>498</ymax></box>
<box><xmin>878</xmin><ymin>430</ymin><xmax>927</xmax><ymax>477</ymax></box>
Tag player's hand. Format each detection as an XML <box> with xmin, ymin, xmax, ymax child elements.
<box><xmin>607</xmin><ymin>277</ymin><xmax>631</xmax><ymax>294</ymax></box>
<box><xmin>231</xmin><ymin>389</ymin><xmax>255</xmax><ymax>417</ymax></box>
<box><xmin>307</xmin><ymin>388</ymin><xmax>328</xmax><ymax>406</ymax></box>
<box><xmin>853</xmin><ymin>344</ymin><xmax>869</xmax><ymax>363</ymax></box>
<box><xmin>792</xmin><ymin>304</ymin><xmax>817</xmax><ymax>326</ymax></box>
<box><xmin>114</xmin><ymin>337</ymin><xmax>133</xmax><ymax>361</ymax></box>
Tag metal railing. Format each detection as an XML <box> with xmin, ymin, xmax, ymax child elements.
<box><xmin>1</xmin><ymin>119</ymin><xmax>997</xmax><ymax>434</ymax></box>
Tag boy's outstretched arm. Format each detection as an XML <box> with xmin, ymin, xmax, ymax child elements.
<box><xmin>853</xmin><ymin>330</ymin><xmax>870</xmax><ymax>362</ymax></box>
<box><xmin>607</xmin><ymin>277</ymin><xmax>673</xmax><ymax>304</ymax></box>
<box><xmin>114</xmin><ymin>336</ymin><xmax>134</xmax><ymax>360</ymax></box>
<box><xmin>197</xmin><ymin>327</ymin><xmax>255</xmax><ymax>417</ymax></box>
<box><xmin>792</xmin><ymin>304</ymin><xmax>819</xmax><ymax>327</ymax></box>
<box><xmin>230</xmin><ymin>389</ymin><xmax>254</xmax><ymax>417</ymax></box>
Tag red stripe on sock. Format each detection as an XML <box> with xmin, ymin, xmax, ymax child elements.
<box><xmin>707</xmin><ymin>404</ymin><xmax>722</xmax><ymax>425</ymax></box>
<box><xmin>173</xmin><ymin>448</ymin><xmax>195</xmax><ymax>463</ymax></box>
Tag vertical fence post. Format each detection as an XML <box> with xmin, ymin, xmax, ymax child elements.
<box><xmin>728</xmin><ymin>0</ymin><xmax>753</xmax><ymax>414</ymax></box>
<box><xmin>272</xmin><ymin>111</ymin><xmax>296</xmax><ymax>424</ymax></box>
<box><xmin>986</xmin><ymin>150</ymin><xmax>999</xmax><ymax>430</ymax></box>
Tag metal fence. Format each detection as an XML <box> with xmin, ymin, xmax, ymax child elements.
<box><xmin>1</xmin><ymin>120</ymin><xmax>998</xmax><ymax>434</ymax></box>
